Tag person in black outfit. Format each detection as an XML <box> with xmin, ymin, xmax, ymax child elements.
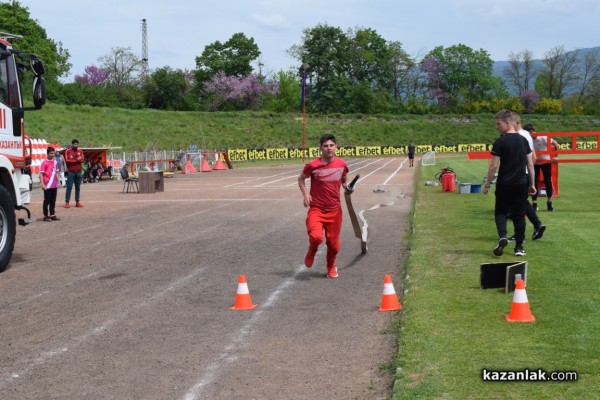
<box><xmin>482</xmin><ymin>110</ymin><xmax>536</xmax><ymax>257</ymax></box>
<box><xmin>408</xmin><ymin>141</ymin><xmax>416</xmax><ymax>167</ymax></box>
<box><xmin>507</xmin><ymin>201</ymin><xmax>546</xmax><ymax>241</ymax></box>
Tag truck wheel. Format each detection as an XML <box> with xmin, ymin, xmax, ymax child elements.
<box><xmin>0</xmin><ymin>185</ymin><xmax>16</xmax><ymax>272</ymax></box>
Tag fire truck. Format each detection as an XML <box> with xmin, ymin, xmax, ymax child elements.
<box><xmin>0</xmin><ymin>31</ymin><xmax>46</xmax><ymax>272</ymax></box>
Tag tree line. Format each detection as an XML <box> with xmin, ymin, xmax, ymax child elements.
<box><xmin>3</xmin><ymin>1</ymin><xmax>600</xmax><ymax>115</ymax></box>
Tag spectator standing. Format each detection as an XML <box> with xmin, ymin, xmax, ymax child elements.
<box><xmin>39</xmin><ymin>146</ymin><xmax>62</xmax><ymax>221</ymax></box>
<box><xmin>55</xmin><ymin>150</ymin><xmax>66</xmax><ymax>186</ymax></box>
<box><xmin>408</xmin><ymin>141</ymin><xmax>416</xmax><ymax>167</ymax></box>
<box><xmin>482</xmin><ymin>110</ymin><xmax>536</xmax><ymax>257</ymax></box>
<box><xmin>64</xmin><ymin>139</ymin><xmax>84</xmax><ymax>208</ymax></box>
<box><xmin>510</xmin><ymin>115</ymin><xmax>547</xmax><ymax>240</ymax></box>
<box><xmin>298</xmin><ymin>134</ymin><xmax>349</xmax><ymax>279</ymax></box>
<box><xmin>527</xmin><ymin>124</ymin><xmax>559</xmax><ymax>212</ymax></box>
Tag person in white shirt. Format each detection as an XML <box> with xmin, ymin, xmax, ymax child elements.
<box><xmin>526</xmin><ymin>123</ymin><xmax>559</xmax><ymax>212</ymax></box>
<box><xmin>506</xmin><ymin>114</ymin><xmax>547</xmax><ymax>240</ymax></box>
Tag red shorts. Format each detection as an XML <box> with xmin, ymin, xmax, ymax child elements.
<box><xmin>306</xmin><ymin>207</ymin><xmax>342</xmax><ymax>267</ymax></box>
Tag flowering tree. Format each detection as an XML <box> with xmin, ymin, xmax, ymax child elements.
<box><xmin>75</xmin><ymin>65</ymin><xmax>110</xmax><ymax>86</ymax></box>
<box><xmin>519</xmin><ymin>90</ymin><xmax>540</xmax><ymax>114</ymax></box>
<box><xmin>420</xmin><ymin>57</ymin><xmax>451</xmax><ymax>106</ymax></box>
<box><xmin>204</xmin><ymin>72</ymin><xmax>274</xmax><ymax>111</ymax></box>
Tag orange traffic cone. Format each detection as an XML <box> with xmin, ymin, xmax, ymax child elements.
<box><xmin>200</xmin><ymin>156</ymin><xmax>212</xmax><ymax>172</ymax></box>
<box><xmin>213</xmin><ymin>153</ymin><xmax>226</xmax><ymax>170</ymax></box>
<box><xmin>379</xmin><ymin>275</ymin><xmax>402</xmax><ymax>312</ymax></box>
<box><xmin>183</xmin><ymin>159</ymin><xmax>196</xmax><ymax>174</ymax></box>
<box><xmin>230</xmin><ymin>275</ymin><xmax>258</xmax><ymax>310</ymax></box>
<box><xmin>506</xmin><ymin>279</ymin><xmax>535</xmax><ymax>322</ymax></box>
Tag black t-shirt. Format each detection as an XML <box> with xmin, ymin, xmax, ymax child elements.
<box><xmin>490</xmin><ymin>133</ymin><xmax>531</xmax><ymax>185</ymax></box>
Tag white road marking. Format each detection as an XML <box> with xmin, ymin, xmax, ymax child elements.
<box><xmin>183</xmin><ymin>265</ymin><xmax>308</xmax><ymax>400</ymax></box>
<box><xmin>383</xmin><ymin>158</ymin><xmax>408</xmax><ymax>185</ymax></box>
<box><xmin>283</xmin><ymin>158</ymin><xmax>377</xmax><ymax>187</ymax></box>
<box><xmin>1</xmin><ymin>268</ymin><xmax>206</xmax><ymax>389</ymax></box>
<box><xmin>224</xmin><ymin>170</ymin><xmax>295</xmax><ymax>187</ymax></box>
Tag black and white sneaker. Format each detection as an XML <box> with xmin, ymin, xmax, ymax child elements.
<box><xmin>532</xmin><ymin>225</ymin><xmax>546</xmax><ymax>240</ymax></box>
<box><xmin>493</xmin><ymin>237</ymin><xmax>508</xmax><ymax>256</ymax></box>
<box><xmin>514</xmin><ymin>247</ymin><xmax>526</xmax><ymax>256</ymax></box>
<box><xmin>507</xmin><ymin>234</ymin><xmax>516</xmax><ymax>242</ymax></box>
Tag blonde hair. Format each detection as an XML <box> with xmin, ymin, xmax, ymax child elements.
<box><xmin>495</xmin><ymin>109</ymin><xmax>513</xmax><ymax>122</ymax></box>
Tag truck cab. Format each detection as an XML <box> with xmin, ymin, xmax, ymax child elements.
<box><xmin>0</xmin><ymin>31</ymin><xmax>46</xmax><ymax>271</ymax></box>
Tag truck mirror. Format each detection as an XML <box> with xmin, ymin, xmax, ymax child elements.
<box><xmin>30</xmin><ymin>58</ymin><xmax>45</xmax><ymax>76</ymax></box>
<box><xmin>32</xmin><ymin>76</ymin><xmax>46</xmax><ymax>108</ymax></box>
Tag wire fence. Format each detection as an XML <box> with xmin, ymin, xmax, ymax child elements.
<box><xmin>106</xmin><ymin>150</ymin><xmax>222</xmax><ymax>172</ymax></box>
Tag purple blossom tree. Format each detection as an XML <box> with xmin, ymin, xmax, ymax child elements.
<box><xmin>204</xmin><ymin>72</ymin><xmax>272</xmax><ymax>110</ymax></box>
<box><xmin>75</xmin><ymin>65</ymin><xmax>110</xmax><ymax>86</ymax></box>
<box><xmin>519</xmin><ymin>90</ymin><xmax>540</xmax><ymax>114</ymax></box>
<box><xmin>420</xmin><ymin>57</ymin><xmax>451</xmax><ymax>107</ymax></box>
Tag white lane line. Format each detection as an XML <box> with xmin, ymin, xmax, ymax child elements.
<box><xmin>224</xmin><ymin>170</ymin><xmax>296</xmax><ymax>187</ymax></box>
<box><xmin>1</xmin><ymin>267</ymin><xmax>207</xmax><ymax>389</ymax></box>
<box><xmin>248</xmin><ymin>161</ymin><xmax>363</xmax><ymax>186</ymax></box>
<box><xmin>255</xmin><ymin>173</ymin><xmax>302</xmax><ymax>186</ymax></box>
<box><xmin>1</xmin><ymin>203</ymin><xmax>232</xmax><ymax>314</ymax></box>
<box><xmin>383</xmin><ymin>158</ymin><xmax>408</xmax><ymax>185</ymax></box>
<box><xmin>183</xmin><ymin>265</ymin><xmax>307</xmax><ymax>400</ymax></box>
<box><xmin>354</xmin><ymin>158</ymin><xmax>397</xmax><ymax>184</ymax></box>
<box><xmin>283</xmin><ymin>159</ymin><xmax>377</xmax><ymax>187</ymax></box>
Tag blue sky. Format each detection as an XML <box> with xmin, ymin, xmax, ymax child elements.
<box><xmin>19</xmin><ymin>0</ymin><xmax>600</xmax><ymax>80</ymax></box>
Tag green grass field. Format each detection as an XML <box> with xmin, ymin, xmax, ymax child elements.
<box><xmin>392</xmin><ymin>156</ymin><xmax>600</xmax><ymax>399</ymax></box>
<box><xmin>25</xmin><ymin>103</ymin><xmax>600</xmax><ymax>152</ymax></box>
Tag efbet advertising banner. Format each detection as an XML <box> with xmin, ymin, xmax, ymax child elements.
<box><xmin>226</xmin><ymin>141</ymin><xmax>598</xmax><ymax>162</ymax></box>
<box><xmin>227</xmin><ymin>144</ymin><xmax>435</xmax><ymax>161</ymax></box>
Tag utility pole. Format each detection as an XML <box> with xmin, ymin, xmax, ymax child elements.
<box><xmin>301</xmin><ymin>63</ymin><xmax>308</xmax><ymax>163</ymax></box>
<box><xmin>141</xmin><ymin>18</ymin><xmax>149</xmax><ymax>84</ymax></box>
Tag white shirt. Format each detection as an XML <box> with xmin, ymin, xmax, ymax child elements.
<box><xmin>518</xmin><ymin>129</ymin><xmax>534</xmax><ymax>151</ymax></box>
<box><xmin>518</xmin><ymin>129</ymin><xmax>534</xmax><ymax>173</ymax></box>
<box><xmin>534</xmin><ymin>136</ymin><xmax>551</xmax><ymax>161</ymax></box>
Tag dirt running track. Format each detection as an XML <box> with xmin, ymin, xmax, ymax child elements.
<box><xmin>0</xmin><ymin>158</ymin><xmax>415</xmax><ymax>400</ymax></box>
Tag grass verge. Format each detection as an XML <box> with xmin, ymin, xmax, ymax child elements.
<box><xmin>392</xmin><ymin>155</ymin><xmax>600</xmax><ymax>399</ymax></box>
<box><xmin>26</xmin><ymin>103</ymin><xmax>600</xmax><ymax>152</ymax></box>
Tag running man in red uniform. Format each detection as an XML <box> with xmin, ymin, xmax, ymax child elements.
<box><xmin>298</xmin><ymin>134</ymin><xmax>349</xmax><ymax>279</ymax></box>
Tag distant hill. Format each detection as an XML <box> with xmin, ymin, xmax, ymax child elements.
<box><xmin>492</xmin><ymin>46</ymin><xmax>600</xmax><ymax>95</ymax></box>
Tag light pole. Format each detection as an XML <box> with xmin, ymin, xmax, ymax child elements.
<box><xmin>301</xmin><ymin>63</ymin><xmax>307</xmax><ymax>163</ymax></box>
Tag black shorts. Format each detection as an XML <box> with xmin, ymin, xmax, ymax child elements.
<box><xmin>408</xmin><ymin>153</ymin><xmax>415</xmax><ymax>159</ymax></box>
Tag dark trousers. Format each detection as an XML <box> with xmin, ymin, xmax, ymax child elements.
<box><xmin>509</xmin><ymin>200</ymin><xmax>543</xmax><ymax>230</ymax></box>
<box><xmin>43</xmin><ymin>187</ymin><xmax>57</xmax><ymax>217</ymax></box>
<box><xmin>532</xmin><ymin>163</ymin><xmax>553</xmax><ymax>200</ymax></box>
<box><xmin>65</xmin><ymin>171</ymin><xmax>82</xmax><ymax>203</ymax></box>
<box><xmin>525</xmin><ymin>201</ymin><xmax>542</xmax><ymax>228</ymax></box>
<box><xmin>494</xmin><ymin>183</ymin><xmax>528</xmax><ymax>246</ymax></box>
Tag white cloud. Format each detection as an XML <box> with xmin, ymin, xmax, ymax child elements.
<box><xmin>250</xmin><ymin>13</ymin><xmax>290</xmax><ymax>30</ymax></box>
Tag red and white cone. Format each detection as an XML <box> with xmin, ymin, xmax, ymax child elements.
<box><xmin>379</xmin><ymin>275</ymin><xmax>402</xmax><ymax>312</ymax></box>
<box><xmin>213</xmin><ymin>153</ymin><xmax>226</xmax><ymax>170</ymax></box>
<box><xmin>230</xmin><ymin>274</ymin><xmax>257</xmax><ymax>310</ymax></box>
<box><xmin>505</xmin><ymin>279</ymin><xmax>535</xmax><ymax>322</ymax></box>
